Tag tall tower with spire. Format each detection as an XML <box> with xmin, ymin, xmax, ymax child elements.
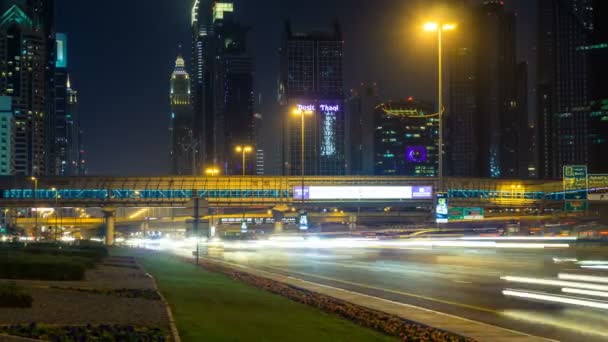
<box><xmin>169</xmin><ymin>51</ymin><xmax>195</xmax><ymax>175</ymax></box>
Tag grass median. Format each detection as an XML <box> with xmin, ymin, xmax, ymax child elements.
<box><xmin>117</xmin><ymin>249</ymin><xmax>394</xmax><ymax>342</ymax></box>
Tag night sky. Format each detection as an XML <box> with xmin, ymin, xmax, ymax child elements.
<box><xmin>55</xmin><ymin>0</ymin><xmax>534</xmax><ymax>176</ymax></box>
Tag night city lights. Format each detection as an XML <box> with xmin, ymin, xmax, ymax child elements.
<box><xmin>0</xmin><ymin>1</ymin><xmax>607</xmax><ymax>341</ymax></box>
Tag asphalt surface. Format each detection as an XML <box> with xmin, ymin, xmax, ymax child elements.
<box><xmin>195</xmin><ymin>242</ymin><xmax>608</xmax><ymax>342</ymax></box>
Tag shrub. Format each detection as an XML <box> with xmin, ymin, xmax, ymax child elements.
<box><xmin>0</xmin><ymin>323</ymin><xmax>168</xmax><ymax>341</ymax></box>
<box><xmin>0</xmin><ymin>282</ymin><xmax>33</xmax><ymax>308</ymax></box>
<box><xmin>0</xmin><ymin>254</ymin><xmax>86</xmax><ymax>281</ymax></box>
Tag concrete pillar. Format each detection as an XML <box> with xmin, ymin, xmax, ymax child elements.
<box><xmin>349</xmin><ymin>215</ymin><xmax>357</xmax><ymax>231</ymax></box>
<box><xmin>103</xmin><ymin>209</ymin><xmax>116</xmax><ymax>246</ymax></box>
<box><xmin>274</xmin><ymin>221</ymin><xmax>284</xmax><ymax>234</ymax></box>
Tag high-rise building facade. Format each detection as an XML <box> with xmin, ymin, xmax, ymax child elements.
<box><xmin>53</xmin><ymin>33</ymin><xmax>82</xmax><ymax>176</ymax></box>
<box><xmin>169</xmin><ymin>53</ymin><xmax>195</xmax><ymax>175</ymax></box>
<box><xmin>374</xmin><ymin>99</ymin><xmax>438</xmax><ymax>177</ymax></box>
<box><xmin>346</xmin><ymin>83</ymin><xmax>379</xmax><ymax>175</ymax></box>
<box><xmin>447</xmin><ymin>1</ymin><xmax>526</xmax><ymax>179</ymax></box>
<box><xmin>0</xmin><ymin>3</ymin><xmax>49</xmax><ymax>176</ymax></box>
<box><xmin>537</xmin><ymin>0</ymin><xmax>592</xmax><ymax>178</ymax></box>
<box><xmin>0</xmin><ymin>96</ymin><xmax>14</xmax><ymax>175</ymax></box>
<box><xmin>190</xmin><ymin>1</ymin><xmax>254</xmax><ymax>175</ymax></box>
<box><xmin>279</xmin><ymin>21</ymin><xmax>345</xmax><ymax>176</ymax></box>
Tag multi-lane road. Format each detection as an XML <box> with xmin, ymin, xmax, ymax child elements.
<box><xmin>172</xmin><ymin>237</ymin><xmax>606</xmax><ymax>342</ymax></box>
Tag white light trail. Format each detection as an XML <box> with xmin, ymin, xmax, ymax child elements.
<box><xmin>503</xmin><ymin>289</ymin><xmax>608</xmax><ymax>310</ymax></box>
<box><xmin>582</xmin><ymin>266</ymin><xmax>608</xmax><ymax>270</ymax></box>
<box><xmin>562</xmin><ymin>288</ymin><xmax>608</xmax><ymax>299</ymax></box>
<box><xmin>558</xmin><ymin>274</ymin><xmax>608</xmax><ymax>284</ymax></box>
<box><xmin>578</xmin><ymin>260</ymin><xmax>608</xmax><ymax>266</ymax></box>
<box><xmin>501</xmin><ymin>276</ymin><xmax>608</xmax><ymax>292</ymax></box>
<box><xmin>460</xmin><ymin>236</ymin><xmax>577</xmax><ymax>241</ymax></box>
<box><xmin>552</xmin><ymin>257</ymin><xmax>578</xmax><ymax>263</ymax></box>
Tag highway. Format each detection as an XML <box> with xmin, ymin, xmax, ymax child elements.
<box><xmin>185</xmin><ymin>239</ymin><xmax>608</xmax><ymax>341</ymax></box>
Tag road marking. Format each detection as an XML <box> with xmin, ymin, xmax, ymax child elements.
<box><xmin>452</xmin><ymin>280</ymin><xmax>473</xmax><ymax>284</ymax></box>
<box><xmin>204</xmin><ymin>257</ymin><xmax>556</xmax><ymax>342</ymax></box>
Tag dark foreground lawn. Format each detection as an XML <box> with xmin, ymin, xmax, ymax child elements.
<box><xmin>116</xmin><ymin>248</ymin><xmax>394</xmax><ymax>342</ymax></box>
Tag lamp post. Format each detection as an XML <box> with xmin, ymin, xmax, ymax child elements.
<box><xmin>292</xmin><ymin>107</ymin><xmax>314</xmax><ymax>206</ymax></box>
<box><xmin>424</xmin><ymin>22</ymin><xmax>456</xmax><ymax>192</ymax></box>
<box><xmin>30</xmin><ymin>177</ymin><xmax>38</xmax><ymax>240</ymax></box>
<box><xmin>51</xmin><ymin>187</ymin><xmax>59</xmax><ymax>241</ymax></box>
<box><xmin>235</xmin><ymin>146</ymin><xmax>253</xmax><ymax>176</ymax></box>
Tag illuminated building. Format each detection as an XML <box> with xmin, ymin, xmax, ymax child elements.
<box><xmin>0</xmin><ymin>96</ymin><xmax>14</xmax><ymax>175</ymax></box>
<box><xmin>52</xmin><ymin>33</ymin><xmax>83</xmax><ymax>176</ymax></box>
<box><xmin>587</xmin><ymin>0</ymin><xmax>608</xmax><ymax>173</ymax></box>
<box><xmin>169</xmin><ymin>53</ymin><xmax>195</xmax><ymax>175</ymax></box>
<box><xmin>447</xmin><ymin>1</ymin><xmax>526</xmax><ymax>179</ymax></box>
<box><xmin>346</xmin><ymin>83</ymin><xmax>379</xmax><ymax>175</ymax></box>
<box><xmin>374</xmin><ymin>99</ymin><xmax>438</xmax><ymax>177</ymax></box>
<box><xmin>537</xmin><ymin>0</ymin><xmax>592</xmax><ymax>178</ymax></box>
<box><xmin>0</xmin><ymin>3</ymin><xmax>49</xmax><ymax>176</ymax></box>
<box><xmin>279</xmin><ymin>21</ymin><xmax>345</xmax><ymax>176</ymax></box>
<box><xmin>191</xmin><ymin>1</ymin><xmax>254</xmax><ymax>175</ymax></box>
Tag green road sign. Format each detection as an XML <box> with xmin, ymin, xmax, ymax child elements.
<box><xmin>563</xmin><ymin>165</ymin><xmax>588</xmax><ymax>212</ymax></box>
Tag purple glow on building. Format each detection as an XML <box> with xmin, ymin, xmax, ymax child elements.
<box><xmin>406</xmin><ymin>146</ymin><xmax>427</xmax><ymax>163</ymax></box>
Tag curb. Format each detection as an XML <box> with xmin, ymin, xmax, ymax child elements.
<box><xmin>0</xmin><ymin>334</ymin><xmax>44</xmax><ymax>342</ymax></box>
<box><xmin>132</xmin><ymin>255</ymin><xmax>180</xmax><ymax>342</ymax></box>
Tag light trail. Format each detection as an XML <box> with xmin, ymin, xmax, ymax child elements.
<box><xmin>501</xmin><ymin>276</ymin><xmax>608</xmax><ymax>292</ymax></box>
<box><xmin>562</xmin><ymin>288</ymin><xmax>608</xmax><ymax>299</ymax></box>
<box><xmin>503</xmin><ymin>289</ymin><xmax>608</xmax><ymax>310</ymax></box>
<box><xmin>558</xmin><ymin>274</ymin><xmax>608</xmax><ymax>284</ymax></box>
<box><xmin>582</xmin><ymin>265</ymin><xmax>608</xmax><ymax>270</ymax></box>
<box><xmin>460</xmin><ymin>236</ymin><xmax>577</xmax><ymax>241</ymax></box>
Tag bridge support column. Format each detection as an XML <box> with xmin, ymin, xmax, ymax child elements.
<box><xmin>274</xmin><ymin>221</ymin><xmax>284</xmax><ymax>234</ymax></box>
<box><xmin>103</xmin><ymin>209</ymin><xmax>116</xmax><ymax>246</ymax></box>
<box><xmin>349</xmin><ymin>215</ymin><xmax>357</xmax><ymax>231</ymax></box>
<box><xmin>272</xmin><ymin>209</ymin><xmax>285</xmax><ymax>234</ymax></box>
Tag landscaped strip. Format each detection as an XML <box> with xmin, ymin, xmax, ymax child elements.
<box><xmin>0</xmin><ymin>323</ymin><xmax>168</xmax><ymax>341</ymax></box>
<box><xmin>120</xmin><ymin>249</ymin><xmax>395</xmax><ymax>342</ymax></box>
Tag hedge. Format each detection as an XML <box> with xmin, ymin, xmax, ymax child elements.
<box><xmin>0</xmin><ymin>282</ymin><xmax>32</xmax><ymax>308</ymax></box>
<box><xmin>0</xmin><ymin>323</ymin><xmax>168</xmax><ymax>341</ymax></box>
<box><xmin>0</xmin><ymin>253</ymin><xmax>86</xmax><ymax>281</ymax></box>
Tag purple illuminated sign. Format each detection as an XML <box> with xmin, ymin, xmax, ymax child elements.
<box><xmin>412</xmin><ymin>186</ymin><xmax>433</xmax><ymax>199</ymax></box>
<box><xmin>293</xmin><ymin>186</ymin><xmax>310</xmax><ymax>200</ymax></box>
<box><xmin>406</xmin><ymin>146</ymin><xmax>427</xmax><ymax>163</ymax></box>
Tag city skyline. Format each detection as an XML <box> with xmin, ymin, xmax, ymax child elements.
<box><xmin>53</xmin><ymin>0</ymin><xmax>536</xmax><ymax>176</ymax></box>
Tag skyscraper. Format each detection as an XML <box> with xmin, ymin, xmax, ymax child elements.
<box><xmin>169</xmin><ymin>53</ymin><xmax>195</xmax><ymax>175</ymax></box>
<box><xmin>346</xmin><ymin>83</ymin><xmax>379</xmax><ymax>175</ymax></box>
<box><xmin>537</xmin><ymin>0</ymin><xmax>592</xmax><ymax>178</ymax></box>
<box><xmin>374</xmin><ymin>99</ymin><xmax>438</xmax><ymax>177</ymax></box>
<box><xmin>191</xmin><ymin>1</ymin><xmax>254</xmax><ymax>175</ymax></box>
<box><xmin>447</xmin><ymin>1</ymin><xmax>525</xmax><ymax>178</ymax></box>
<box><xmin>279</xmin><ymin>21</ymin><xmax>345</xmax><ymax>176</ymax></box>
<box><xmin>0</xmin><ymin>96</ymin><xmax>14</xmax><ymax>175</ymax></box>
<box><xmin>0</xmin><ymin>3</ymin><xmax>49</xmax><ymax>176</ymax></box>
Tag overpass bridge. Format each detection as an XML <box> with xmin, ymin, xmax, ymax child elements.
<box><xmin>1</xmin><ymin>175</ymin><xmax>595</xmax><ymax>245</ymax></box>
<box><xmin>0</xmin><ymin>175</ymin><xmax>567</xmax><ymax>209</ymax></box>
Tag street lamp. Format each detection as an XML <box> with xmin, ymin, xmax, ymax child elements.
<box><xmin>205</xmin><ymin>167</ymin><xmax>220</xmax><ymax>177</ymax></box>
<box><xmin>30</xmin><ymin>177</ymin><xmax>38</xmax><ymax>240</ymax></box>
<box><xmin>292</xmin><ymin>107</ymin><xmax>314</xmax><ymax>206</ymax></box>
<box><xmin>423</xmin><ymin>21</ymin><xmax>456</xmax><ymax>192</ymax></box>
<box><xmin>51</xmin><ymin>187</ymin><xmax>59</xmax><ymax>241</ymax></box>
<box><xmin>235</xmin><ymin>146</ymin><xmax>253</xmax><ymax>176</ymax></box>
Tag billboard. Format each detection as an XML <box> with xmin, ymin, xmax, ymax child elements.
<box><xmin>436</xmin><ymin>193</ymin><xmax>448</xmax><ymax>223</ymax></box>
<box><xmin>293</xmin><ymin>186</ymin><xmax>433</xmax><ymax>200</ymax></box>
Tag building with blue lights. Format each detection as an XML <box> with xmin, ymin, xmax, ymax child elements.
<box><xmin>0</xmin><ymin>3</ymin><xmax>51</xmax><ymax>176</ymax></box>
<box><xmin>374</xmin><ymin>99</ymin><xmax>438</xmax><ymax>177</ymax></box>
<box><xmin>279</xmin><ymin>21</ymin><xmax>345</xmax><ymax>176</ymax></box>
<box><xmin>0</xmin><ymin>96</ymin><xmax>14</xmax><ymax>175</ymax></box>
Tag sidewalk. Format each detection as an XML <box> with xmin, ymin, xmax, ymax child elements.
<box><xmin>202</xmin><ymin>257</ymin><xmax>554</xmax><ymax>342</ymax></box>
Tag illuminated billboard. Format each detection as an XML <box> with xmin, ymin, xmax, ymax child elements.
<box><xmin>436</xmin><ymin>193</ymin><xmax>448</xmax><ymax>223</ymax></box>
<box><xmin>293</xmin><ymin>186</ymin><xmax>432</xmax><ymax>200</ymax></box>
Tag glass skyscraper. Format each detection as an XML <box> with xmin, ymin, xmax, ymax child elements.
<box><xmin>279</xmin><ymin>21</ymin><xmax>345</xmax><ymax>176</ymax></box>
